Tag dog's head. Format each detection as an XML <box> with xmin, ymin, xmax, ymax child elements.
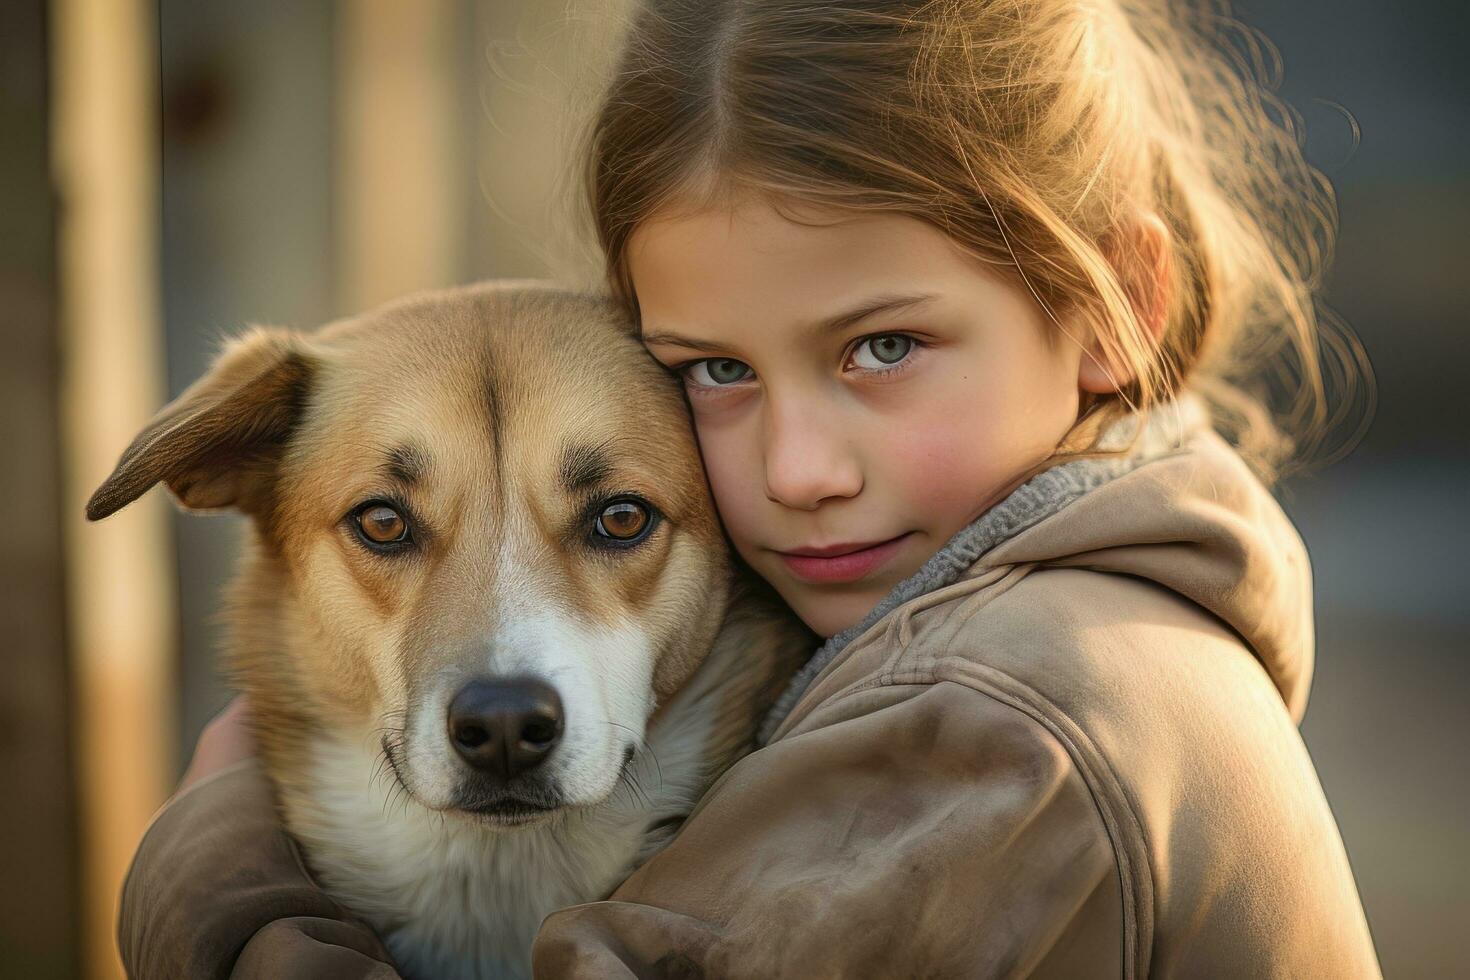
<box><xmin>88</xmin><ymin>283</ymin><xmax>731</xmax><ymax>825</ymax></box>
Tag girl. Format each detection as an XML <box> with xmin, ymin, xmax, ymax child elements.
<box><xmin>122</xmin><ymin>0</ymin><xmax>1381</xmax><ymax>976</ymax></box>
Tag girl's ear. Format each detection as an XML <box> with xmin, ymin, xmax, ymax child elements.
<box><xmin>85</xmin><ymin>326</ymin><xmax>315</xmax><ymax>521</ymax></box>
<box><xmin>1078</xmin><ymin>210</ymin><xmax>1172</xmax><ymax>394</ymax></box>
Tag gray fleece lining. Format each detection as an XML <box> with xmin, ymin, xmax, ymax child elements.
<box><xmin>756</xmin><ymin>400</ymin><xmax>1200</xmax><ymax>745</ymax></box>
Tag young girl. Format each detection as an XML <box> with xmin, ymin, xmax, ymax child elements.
<box><xmin>122</xmin><ymin>0</ymin><xmax>1381</xmax><ymax>976</ymax></box>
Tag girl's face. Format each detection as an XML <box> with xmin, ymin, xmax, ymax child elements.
<box><xmin>629</xmin><ymin>193</ymin><xmax>1094</xmax><ymax>637</ymax></box>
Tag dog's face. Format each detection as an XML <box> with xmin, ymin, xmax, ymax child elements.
<box><xmin>89</xmin><ymin>284</ymin><xmax>730</xmax><ymax>825</ymax></box>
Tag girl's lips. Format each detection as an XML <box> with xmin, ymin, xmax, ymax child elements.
<box><xmin>777</xmin><ymin>533</ymin><xmax>913</xmax><ymax>584</ymax></box>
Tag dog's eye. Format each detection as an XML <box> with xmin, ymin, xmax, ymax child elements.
<box><xmin>594</xmin><ymin>500</ymin><xmax>651</xmax><ymax>543</ymax></box>
<box><xmin>355</xmin><ymin>502</ymin><xmax>410</xmax><ymax>546</ymax></box>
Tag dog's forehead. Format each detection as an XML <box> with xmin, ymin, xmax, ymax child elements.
<box><xmin>295</xmin><ymin>286</ymin><xmax>699</xmax><ymax>491</ymax></box>
<box><xmin>332</xmin><ymin>287</ymin><xmax>621</xmax><ymax>372</ymax></box>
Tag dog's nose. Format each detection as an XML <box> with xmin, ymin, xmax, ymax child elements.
<box><xmin>446</xmin><ymin>678</ymin><xmax>564</xmax><ymax>779</ymax></box>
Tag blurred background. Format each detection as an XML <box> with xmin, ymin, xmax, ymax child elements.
<box><xmin>1</xmin><ymin>0</ymin><xmax>1465</xmax><ymax>977</ymax></box>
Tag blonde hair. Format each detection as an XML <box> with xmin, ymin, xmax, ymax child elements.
<box><xmin>584</xmin><ymin>0</ymin><xmax>1373</xmax><ymax>485</ymax></box>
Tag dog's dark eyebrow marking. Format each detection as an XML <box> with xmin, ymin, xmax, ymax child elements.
<box><xmin>379</xmin><ymin>444</ymin><xmax>430</xmax><ymax>486</ymax></box>
<box><xmin>560</xmin><ymin>442</ymin><xmax>614</xmax><ymax>493</ymax></box>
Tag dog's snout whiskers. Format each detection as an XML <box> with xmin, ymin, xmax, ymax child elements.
<box><xmin>603</xmin><ymin>721</ymin><xmax>663</xmax><ymax>805</ymax></box>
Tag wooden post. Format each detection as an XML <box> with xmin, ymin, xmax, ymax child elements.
<box><xmin>52</xmin><ymin>0</ymin><xmax>178</xmax><ymax>977</ymax></box>
<box><xmin>336</xmin><ymin>0</ymin><xmax>461</xmax><ymax>312</ymax></box>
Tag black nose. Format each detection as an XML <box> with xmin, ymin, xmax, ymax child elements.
<box><xmin>446</xmin><ymin>678</ymin><xmax>564</xmax><ymax>779</ymax></box>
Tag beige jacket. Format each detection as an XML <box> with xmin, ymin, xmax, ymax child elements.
<box><xmin>120</xmin><ymin>399</ymin><xmax>1381</xmax><ymax>978</ymax></box>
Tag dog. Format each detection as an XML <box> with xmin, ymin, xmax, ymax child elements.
<box><xmin>88</xmin><ymin>281</ymin><xmax>813</xmax><ymax>979</ymax></box>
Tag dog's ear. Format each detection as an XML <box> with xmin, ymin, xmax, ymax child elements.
<box><xmin>86</xmin><ymin>326</ymin><xmax>315</xmax><ymax>521</ymax></box>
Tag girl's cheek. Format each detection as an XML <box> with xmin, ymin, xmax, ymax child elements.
<box><xmin>881</xmin><ymin>385</ymin><xmax>1019</xmax><ymax>512</ymax></box>
<box><xmin>691</xmin><ymin>421</ymin><xmax>765</xmax><ymax>539</ymax></box>
<box><xmin>894</xmin><ymin>431</ymin><xmax>1005</xmax><ymax>514</ymax></box>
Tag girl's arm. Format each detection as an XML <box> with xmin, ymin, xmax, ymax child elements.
<box><xmin>118</xmin><ymin>698</ymin><xmax>400</xmax><ymax>979</ymax></box>
<box><xmin>533</xmin><ymin>680</ymin><xmax>1124</xmax><ymax>979</ymax></box>
<box><xmin>125</xmin><ymin>683</ymin><xmax>1120</xmax><ymax>979</ymax></box>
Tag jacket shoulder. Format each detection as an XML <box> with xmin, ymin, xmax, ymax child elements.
<box><xmin>879</xmin><ymin>567</ymin><xmax>1379</xmax><ymax>978</ymax></box>
<box><xmin>894</xmin><ymin>565</ymin><xmax>1301</xmax><ymax>822</ymax></box>
<box><xmin>947</xmin><ymin>566</ymin><xmax>1292</xmax><ymax>737</ymax></box>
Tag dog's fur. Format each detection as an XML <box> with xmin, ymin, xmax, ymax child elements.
<box><xmin>89</xmin><ymin>282</ymin><xmax>812</xmax><ymax>979</ymax></box>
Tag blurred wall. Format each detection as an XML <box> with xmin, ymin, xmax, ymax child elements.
<box><xmin>1237</xmin><ymin>3</ymin><xmax>1470</xmax><ymax>975</ymax></box>
<box><xmin>1</xmin><ymin>3</ymin><xmax>76</xmax><ymax>977</ymax></box>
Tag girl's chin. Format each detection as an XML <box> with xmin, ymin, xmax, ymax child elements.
<box><xmin>777</xmin><ymin>581</ymin><xmax>893</xmax><ymax>640</ymax></box>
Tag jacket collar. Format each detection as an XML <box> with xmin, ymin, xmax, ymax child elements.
<box><xmin>757</xmin><ymin>394</ymin><xmax>1308</xmax><ymax>743</ymax></box>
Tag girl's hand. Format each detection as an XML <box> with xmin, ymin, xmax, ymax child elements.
<box><xmin>177</xmin><ymin>693</ymin><xmax>256</xmax><ymax>795</ymax></box>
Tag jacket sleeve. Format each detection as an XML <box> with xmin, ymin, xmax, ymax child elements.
<box><xmin>532</xmin><ymin>680</ymin><xmax>1126</xmax><ymax>979</ymax></box>
<box><xmin>118</xmin><ymin>759</ymin><xmax>402</xmax><ymax>980</ymax></box>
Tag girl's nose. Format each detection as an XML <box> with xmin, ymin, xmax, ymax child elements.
<box><xmin>762</xmin><ymin>394</ymin><xmax>863</xmax><ymax>510</ymax></box>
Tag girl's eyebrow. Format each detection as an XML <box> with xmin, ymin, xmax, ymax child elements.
<box><xmin>818</xmin><ymin>292</ymin><xmax>935</xmax><ymax>335</ymax></box>
<box><xmin>641</xmin><ymin>292</ymin><xmax>936</xmax><ymax>350</ymax></box>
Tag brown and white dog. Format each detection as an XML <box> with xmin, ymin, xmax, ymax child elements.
<box><xmin>88</xmin><ymin>282</ymin><xmax>812</xmax><ymax>980</ymax></box>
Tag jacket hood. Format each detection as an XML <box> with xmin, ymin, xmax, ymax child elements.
<box><xmin>982</xmin><ymin>394</ymin><xmax>1315</xmax><ymax>722</ymax></box>
<box><xmin>759</xmin><ymin>393</ymin><xmax>1315</xmax><ymax>742</ymax></box>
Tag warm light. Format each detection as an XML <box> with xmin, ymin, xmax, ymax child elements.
<box><xmin>52</xmin><ymin>1</ymin><xmax>178</xmax><ymax>977</ymax></box>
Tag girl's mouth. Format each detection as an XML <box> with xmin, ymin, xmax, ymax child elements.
<box><xmin>776</xmin><ymin>532</ymin><xmax>914</xmax><ymax>584</ymax></box>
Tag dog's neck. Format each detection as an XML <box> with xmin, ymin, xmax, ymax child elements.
<box><xmin>281</xmin><ymin>732</ymin><xmax>672</xmax><ymax>979</ymax></box>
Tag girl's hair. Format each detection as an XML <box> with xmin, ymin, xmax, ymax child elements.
<box><xmin>584</xmin><ymin>0</ymin><xmax>1373</xmax><ymax>486</ymax></box>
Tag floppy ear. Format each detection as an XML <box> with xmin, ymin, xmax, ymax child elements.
<box><xmin>86</xmin><ymin>326</ymin><xmax>315</xmax><ymax>521</ymax></box>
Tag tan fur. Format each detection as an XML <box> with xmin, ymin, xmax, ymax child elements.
<box><xmin>90</xmin><ymin>282</ymin><xmax>812</xmax><ymax>979</ymax></box>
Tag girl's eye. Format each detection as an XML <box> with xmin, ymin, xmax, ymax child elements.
<box><xmin>353</xmin><ymin>501</ymin><xmax>411</xmax><ymax>548</ymax></box>
<box><xmin>685</xmin><ymin>358</ymin><xmax>752</xmax><ymax>387</ymax></box>
<box><xmin>850</xmin><ymin>334</ymin><xmax>914</xmax><ymax>370</ymax></box>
